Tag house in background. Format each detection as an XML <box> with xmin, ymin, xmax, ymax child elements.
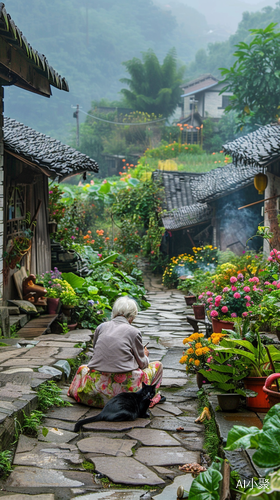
<box><xmin>223</xmin><ymin>123</ymin><xmax>280</xmax><ymax>254</ymax></box>
<box><xmin>156</xmin><ymin>163</ymin><xmax>263</xmax><ymax>257</ymax></box>
<box><xmin>177</xmin><ymin>74</ymin><xmax>232</xmax><ymax>144</ymax></box>
<box><xmin>0</xmin><ymin>5</ymin><xmax>99</xmax><ymax>302</ymax></box>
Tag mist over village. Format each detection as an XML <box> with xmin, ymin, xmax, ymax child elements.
<box><xmin>0</xmin><ymin>1</ymin><xmax>280</xmax><ymax>498</ymax></box>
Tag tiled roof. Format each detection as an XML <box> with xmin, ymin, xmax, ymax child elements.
<box><xmin>4</xmin><ymin>117</ymin><xmax>99</xmax><ymax>179</ymax></box>
<box><xmin>223</xmin><ymin>123</ymin><xmax>280</xmax><ymax>168</ymax></box>
<box><xmin>161</xmin><ymin>203</ymin><xmax>212</xmax><ymax>231</ymax></box>
<box><xmin>0</xmin><ymin>3</ymin><xmax>68</xmax><ymax>92</ymax></box>
<box><xmin>191</xmin><ymin>163</ymin><xmax>260</xmax><ymax>203</ymax></box>
<box><xmin>153</xmin><ymin>170</ymin><xmax>204</xmax><ymax>211</ymax></box>
<box><xmin>181</xmin><ymin>74</ymin><xmax>218</xmax><ymax>97</ymax></box>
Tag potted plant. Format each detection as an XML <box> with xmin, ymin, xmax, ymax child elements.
<box><xmin>4</xmin><ymin>216</ymin><xmax>34</xmax><ymax>270</ymax></box>
<box><xmin>60</xmin><ymin>282</ymin><xmax>79</xmax><ymax>317</ymax></box>
<box><xmin>214</xmin><ymin>330</ymin><xmax>280</xmax><ymax>412</ymax></box>
<box><xmin>192</xmin><ymin>302</ymin><xmax>205</xmax><ymax>320</ymax></box>
<box><xmin>199</xmin><ymin>350</ymin><xmax>257</xmax><ymax>411</ymax></box>
<box><xmin>45</xmin><ymin>282</ymin><xmax>62</xmax><ymax>314</ymax></box>
<box><xmin>263</xmin><ymin>373</ymin><xmax>280</xmax><ymax>408</ymax></box>
<box><xmin>180</xmin><ymin>331</ymin><xmax>228</xmax><ymax>388</ymax></box>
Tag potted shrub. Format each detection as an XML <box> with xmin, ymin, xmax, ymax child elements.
<box><xmin>199</xmin><ymin>350</ymin><xmax>257</xmax><ymax>411</ymax></box>
<box><xmin>214</xmin><ymin>330</ymin><xmax>280</xmax><ymax>412</ymax></box>
<box><xmin>263</xmin><ymin>373</ymin><xmax>280</xmax><ymax>408</ymax></box>
<box><xmin>180</xmin><ymin>331</ymin><xmax>228</xmax><ymax>388</ymax></box>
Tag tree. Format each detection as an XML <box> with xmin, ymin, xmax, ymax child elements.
<box><xmin>220</xmin><ymin>23</ymin><xmax>280</xmax><ymax>129</ymax></box>
<box><xmin>120</xmin><ymin>49</ymin><xmax>185</xmax><ymax>118</ymax></box>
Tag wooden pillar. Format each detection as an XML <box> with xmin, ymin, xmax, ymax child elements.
<box><xmin>0</xmin><ymin>87</ymin><xmax>4</xmax><ymax>302</ymax></box>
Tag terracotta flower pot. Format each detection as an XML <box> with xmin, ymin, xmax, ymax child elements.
<box><xmin>244</xmin><ymin>376</ymin><xmax>270</xmax><ymax>412</ymax></box>
<box><xmin>61</xmin><ymin>304</ymin><xmax>74</xmax><ymax>317</ymax></box>
<box><xmin>192</xmin><ymin>304</ymin><xmax>205</xmax><ymax>320</ymax></box>
<box><xmin>47</xmin><ymin>297</ymin><xmax>60</xmax><ymax>315</ymax></box>
<box><xmin>211</xmin><ymin>318</ymin><xmax>234</xmax><ymax>333</ymax></box>
<box><xmin>184</xmin><ymin>295</ymin><xmax>196</xmax><ymax>306</ymax></box>
<box><xmin>263</xmin><ymin>373</ymin><xmax>280</xmax><ymax>408</ymax></box>
<box><xmin>217</xmin><ymin>393</ymin><xmax>240</xmax><ymax>412</ymax></box>
<box><xmin>68</xmin><ymin>323</ymin><xmax>78</xmax><ymax>331</ymax></box>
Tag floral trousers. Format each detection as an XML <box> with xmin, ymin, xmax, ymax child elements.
<box><xmin>67</xmin><ymin>361</ymin><xmax>163</xmax><ymax>408</ymax></box>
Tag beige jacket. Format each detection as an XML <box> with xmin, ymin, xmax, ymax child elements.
<box><xmin>87</xmin><ymin>316</ymin><xmax>149</xmax><ymax>373</ymax></box>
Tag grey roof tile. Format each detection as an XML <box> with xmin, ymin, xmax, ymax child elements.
<box><xmin>4</xmin><ymin>117</ymin><xmax>99</xmax><ymax>178</ymax></box>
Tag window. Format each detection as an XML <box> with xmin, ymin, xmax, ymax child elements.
<box><xmin>7</xmin><ymin>186</ymin><xmax>27</xmax><ymax>237</ymax></box>
<box><xmin>222</xmin><ymin>95</ymin><xmax>230</xmax><ymax>109</ymax></box>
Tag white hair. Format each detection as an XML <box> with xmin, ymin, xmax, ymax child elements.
<box><xmin>111</xmin><ymin>296</ymin><xmax>138</xmax><ymax>321</ymax></box>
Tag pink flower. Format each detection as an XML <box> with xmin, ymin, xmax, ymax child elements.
<box><xmin>71</xmin><ymin>236</ymin><xmax>76</xmax><ymax>240</ymax></box>
<box><xmin>230</xmin><ymin>276</ymin><xmax>237</xmax><ymax>283</ymax></box>
<box><xmin>268</xmin><ymin>256</ymin><xmax>273</xmax><ymax>261</ymax></box>
<box><xmin>246</xmin><ymin>302</ymin><xmax>251</xmax><ymax>307</ymax></box>
<box><xmin>97</xmin><ymin>253</ymin><xmax>102</xmax><ymax>258</ymax></box>
<box><xmin>231</xmin><ymin>286</ymin><xmax>237</xmax><ymax>292</ymax></box>
<box><xmin>206</xmin><ymin>291</ymin><xmax>212</xmax><ymax>296</ymax></box>
<box><xmin>221</xmin><ymin>306</ymin><xmax>228</xmax><ymax>313</ymax></box>
<box><xmin>242</xmin><ymin>312</ymin><xmax>248</xmax><ymax>317</ymax></box>
<box><xmin>231</xmin><ymin>313</ymin><xmax>237</xmax><ymax>318</ymax></box>
<box><xmin>277</xmin><ymin>283</ymin><xmax>280</xmax><ymax>289</ymax></box>
<box><xmin>216</xmin><ymin>295</ymin><xmax>222</xmax><ymax>301</ymax></box>
<box><xmin>49</xmin><ymin>190</ymin><xmax>53</xmax><ymax>194</ymax></box>
<box><xmin>114</xmin><ymin>374</ymin><xmax>127</xmax><ymax>384</ymax></box>
<box><xmin>272</xmin><ymin>281</ymin><xmax>278</xmax><ymax>286</ymax></box>
<box><xmin>237</xmin><ymin>273</ymin><xmax>244</xmax><ymax>280</ymax></box>
<box><xmin>243</xmin><ymin>286</ymin><xmax>250</xmax><ymax>292</ymax></box>
<box><xmin>245</xmin><ymin>295</ymin><xmax>251</xmax><ymax>301</ymax></box>
<box><xmin>223</xmin><ymin>287</ymin><xmax>229</xmax><ymax>292</ymax></box>
<box><xmin>207</xmin><ymin>357</ymin><xmax>213</xmax><ymax>363</ymax></box>
<box><xmin>102</xmin><ymin>179</ymin><xmax>108</xmax><ymax>184</ymax></box>
<box><xmin>264</xmin><ymin>281</ymin><xmax>271</xmax><ymax>285</ymax></box>
<box><xmin>234</xmin><ymin>292</ymin><xmax>241</xmax><ymax>299</ymax></box>
<box><xmin>253</xmin><ymin>285</ymin><xmax>257</xmax><ymax>291</ymax></box>
<box><xmin>210</xmin><ymin>310</ymin><xmax>218</xmax><ymax>317</ymax></box>
<box><xmin>207</xmin><ymin>297</ymin><xmax>213</xmax><ymax>303</ymax></box>
<box><xmin>198</xmin><ymin>294</ymin><xmax>204</xmax><ymax>300</ymax></box>
<box><xmin>209</xmin><ymin>304</ymin><xmax>213</xmax><ymax>309</ymax></box>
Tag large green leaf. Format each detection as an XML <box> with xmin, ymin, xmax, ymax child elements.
<box><xmin>95</xmin><ymin>253</ymin><xmax>119</xmax><ymax>266</ymax></box>
<box><xmin>225</xmin><ymin>425</ymin><xmax>260</xmax><ymax>451</ymax></box>
<box><xmin>188</xmin><ymin>467</ymin><xmax>223</xmax><ymax>500</ymax></box>
<box><xmin>98</xmin><ymin>182</ymin><xmax>111</xmax><ymax>194</ymax></box>
<box><xmin>62</xmin><ymin>272</ymin><xmax>85</xmax><ymax>289</ymax></box>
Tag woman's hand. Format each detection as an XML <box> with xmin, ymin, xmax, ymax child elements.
<box><xmin>144</xmin><ymin>346</ymin><xmax>149</xmax><ymax>357</ymax></box>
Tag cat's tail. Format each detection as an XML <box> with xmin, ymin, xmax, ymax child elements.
<box><xmin>74</xmin><ymin>413</ymin><xmax>102</xmax><ymax>432</ymax></box>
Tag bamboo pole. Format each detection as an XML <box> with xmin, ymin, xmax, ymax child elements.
<box><xmin>238</xmin><ymin>194</ymin><xmax>280</xmax><ymax>210</ymax></box>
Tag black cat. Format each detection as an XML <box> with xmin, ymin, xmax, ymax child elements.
<box><xmin>74</xmin><ymin>382</ymin><xmax>156</xmax><ymax>432</ymax></box>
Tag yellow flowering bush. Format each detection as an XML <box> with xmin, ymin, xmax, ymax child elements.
<box><xmin>180</xmin><ymin>332</ymin><xmax>228</xmax><ymax>374</ymax></box>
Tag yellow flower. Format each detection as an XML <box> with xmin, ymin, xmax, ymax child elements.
<box><xmin>195</xmin><ymin>342</ymin><xmax>202</xmax><ymax>349</ymax></box>
<box><xmin>195</xmin><ymin>348</ymin><xmax>203</xmax><ymax>356</ymax></box>
<box><xmin>179</xmin><ymin>355</ymin><xmax>188</xmax><ymax>364</ymax></box>
<box><xmin>198</xmin><ymin>333</ymin><xmax>205</xmax><ymax>338</ymax></box>
<box><xmin>189</xmin><ymin>358</ymin><xmax>194</xmax><ymax>363</ymax></box>
<box><xmin>187</xmin><ymin>348</ymin><xmax>194</xmax><ymax>354</ymax></box>
<box><xmin>194</xmin><ymin>359</ymin><xmax>200</xmax><ymax>367</ymax></box>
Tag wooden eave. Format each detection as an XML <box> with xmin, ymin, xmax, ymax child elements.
<box><xmin>0</xmin><ymin>36</ymin><xmax>51</xmax><ymax>97</ymax></box>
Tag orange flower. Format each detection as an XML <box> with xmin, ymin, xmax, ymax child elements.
<box><xmin>91</xmin><ymin>239</ymin><xmax>95</xmax><ymax>244</ymax></box>
<box><xmin>87</xmin><ymin>230</ymin><xmax>91</xmax><ymax>234</ymax></box>
<box><xmin>105</xmin><ymin>237</ymin><xmax>109</xmax><ymax>240</ymax></box>
<box><xmin>114</xmin><ymin>237</ymin><xmax>118</xmax><ymax>241</ymax></box>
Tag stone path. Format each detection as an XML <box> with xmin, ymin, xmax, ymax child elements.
<box><xmin>0</xmin><ymin>276</ymin><xmax>206</xmax><ymax>499</ymax></box>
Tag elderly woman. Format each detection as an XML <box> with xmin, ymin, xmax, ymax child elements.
<box><xmin>68</xmin><ymin>296</ymin><xmax>164</xmax><ymax>408</ymax></box>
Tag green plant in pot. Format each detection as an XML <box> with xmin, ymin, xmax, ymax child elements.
<box><xmin>214</xmin><ymin>330</ymin><xmax>280</xmax><ymax>411</ymax></box>
<box><xmin>4</xmin><ymin>212</ymin><xmax>35</xmax><ymax>269</ymax></box>
<box><xmin>199</xmin><ymin>350</ymin><xmax>257</xmax><ymax>411</ymax></box>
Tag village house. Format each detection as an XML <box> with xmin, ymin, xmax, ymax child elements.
<box><xmin>0</xmin><ymin>5</ymin><xmax>99</xmax><ymax>303</ymax></box>
<box><xmin>178</xmin><ymin>74</ymin><xmax>232</xmax><ymax>144</ymax></box>
<box><xmin>156</xmin><ymin>163</ymin><xmax>263</xmax><ymax>257</ymax></box>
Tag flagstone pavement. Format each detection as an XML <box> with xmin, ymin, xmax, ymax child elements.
<box><xmin>0</xmin><ymin>275</ymin><xmax>206</xmax><ymax>500</ymax></box>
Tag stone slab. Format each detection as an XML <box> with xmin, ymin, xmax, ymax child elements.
<box><xmin>0</xmin><ymin>496</ymin><xmax>55</xmax><ymax>500</ymax></box>
<box><xmin>5</xmin><ymin>467</ymin><xmax>95</xmax><ymax>488</ymax></box>
<box><xmin>91</xmin><ymin>456</ymin><xmax>165</xmax><ymax>486</ymax></box>
<box><xmin>153</xmin><ymin>473</ymin><xmax>194</xmax><ymax>500</ymax></box>
<box><xmin>127</xmin><ymin>428</ymin><xmax>180</xmax><ymax>447</ymax></box>
<box><xmin>73</xmin><ymin>492</ymin><xmax>146</xmax><ymax>500</ymax></box>
<box><xmin>161</xmin><ymin>369</ymin><xmax>187</xmax><ymax>380</ymax></box>
<box><xmin>83</xmin><ymin>418</ymin><xmax>151</xmax><ymax>432</ymax></box>
<box><xmin>173</xmin><ymin>433</ymin><xmax>205</xmax><ymax>451</ymax></box>
<box><xmin>47</xmin><ymin>405</ymin><xmax>89</xmax><ymax>422</ymax></box>
<box><xmin>38</xmin><ymin>426</ymin><xmax>78</xmax><ymax>443</ymax></box>
<box><xmin>150</xmin><ymin>407</ymin><xmax>170</xmax><ymax>417</ymax></box>
<box><xmin>134</xmin><ymin>446</ymin><xmax>200</xmax><ymax>466</ymax></box>
<box><xmin>53</xmin><ymin>348</ymin><xmax>83</xmax><ymax>359</ymax></box>
<box><xmin>43</xmin><ymin>418</ymin><xmax>79</xmax><ymax>432</ymax></box>
<box><xmin>153</xmin><ymin>466</ymin><xmax>178</xmax><ymax>479</ymax></box>
<box><xmin>151</xmin><ymin>417</ymin><xmax>203</xmax><ymax>433</ymax></box>
<box><xmin>13</xmin><ymin>436</ymin><xmax>82</xmax><ymax>469</ymax></box>
<box><xmin>159</xmin><ymin>403</ymin><xmax>183</xmax><ymax>416</ymax></box>
<box><xmin>161</xmin><ymin>378</ymin><xmax>187</xmax><ymax>387</ymax></box>
<box><xmin>77</xmin><ymin>436</ymin><xmax>137</xmax><ymax>457</ymax></box>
